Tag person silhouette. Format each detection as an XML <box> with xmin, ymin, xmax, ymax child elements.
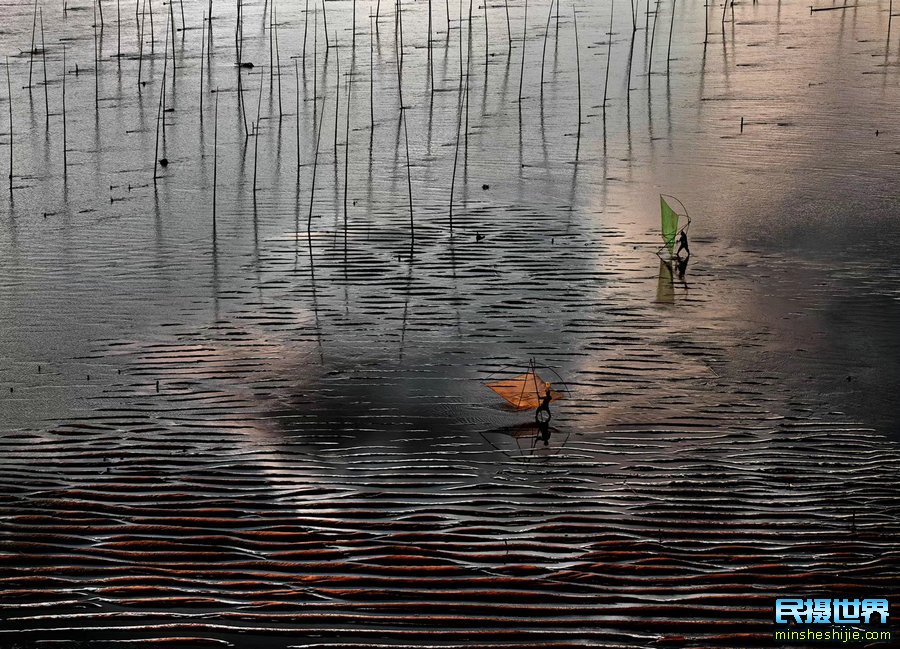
<box><xmin>676</xmin><ymin>230</ymin><xmax>690</xmax><ymax>258</ymax></box>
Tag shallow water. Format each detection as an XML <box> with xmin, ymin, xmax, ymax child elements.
<box><xmin>1</xmin><ymin>0</ymin><xmax>899</xmax><ymax>646</ymax></box>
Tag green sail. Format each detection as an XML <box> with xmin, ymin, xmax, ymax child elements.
<box><xmin>660</xmin><ymin>196</ymin><xmax>679</xmax><ymax>252</ymax></box>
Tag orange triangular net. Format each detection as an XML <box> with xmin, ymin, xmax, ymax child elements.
<box><xmin>486</xmin><ymin>369</ymin><xmax>565</xmax><ymax>410</ymax></box>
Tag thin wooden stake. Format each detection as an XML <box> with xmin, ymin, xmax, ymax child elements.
<box><xmin>253</xmin><ymin>69</ymin><xmax>263</xmax><ymax>194</ymax></box>
<box><xmin>28</xmin><ymin>0</ymin><xmax>38</xmax><ymax>89</ymax></box>
<box><xmin>200</xmin><ymin>10</ymin><xmax>206</xmax><ymax>116</ymax></box>
<box><xmin>540</xmin><ymin>0</ymin><xmax>553</xmax><ymax>98</ymax></box>
<box><xmin>6</xmin><ymin>58</ymin><xmax>12</xmax><ymax>191</ymax></box>
<box><xmin>62</xmin><ymin>46</ymin><xmax>67</xmax><ymax>170</ymax></box>
<box><xmin>334</xmin><ymin>35</ymin><xmax>340</xmax><ymax>155</ymax></box>
<box><xmin>117</xmin><ymin>0</ymin><xmax>122</xmax><ymax>61</ymax></box>
<box><xmin>518</xmin><ymin>0</ymin><xmax>528</xmax><ymax>107</ymax></box>
<box><xmin>40</xmin><ymin>9</ymin><xmax>49</xmax><ymax>128</ymax></box>
<box><xmin>342</xmin><ymin>53</ymin><xmax>352</xmax><ymax>247</ymax></box>
<box><xmin>603</xmin><ymin>0</ymin><xmax>613</xmax><ymax>112</ymax></box>
<box><xmin>666</xmin><ymin>0</ymin><xmax>676</xmax><ymax>73</ymax></box>
<box><xmin>573</xmin><ymin>4</ymin><xmax>581</xmax><ymax>146</ymax></box>
<box><xmin>504</xmin><ymin>0</ymin><xmax>512</xmax><ymax>54</ymax></box>
<box><xmin>275</xmin><ymin>2</ymin><xmax>283</xmax><ymax>119</ymax></box>
<box><xmin>295</xmin><ymin>60</ymin><xmax>301</xmax><ymax>179</ymax></box>
<box><xmin>213</xmin><ymin>89</ymin><xmax>219</xmax><ymax>232</ymax></box>
<box><xmin>402</xmin><ymin>107</ymin><xmax>414</xmax><ymax>245</ymax></box>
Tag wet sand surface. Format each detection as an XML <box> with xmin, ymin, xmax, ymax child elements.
<box><xmin>1</xmin><ymin>0</ymin><xmax>899</xmax><ymax>646</ymax></box>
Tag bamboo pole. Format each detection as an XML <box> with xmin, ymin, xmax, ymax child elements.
<box><xmin>401</xmin><ymin>107</ymin><xmax>414</xmax><ymax>245</ymax></box>
<box><xmin>504</xmin><ymin>0</ymin><xmax>512</xmax><ymax>54</ymax></box>
<box><xmin>448</xmin><ymin>69</ymin><xmax>464</xmax><ymax>233</ymax></box>
<box><xmin>138</xmin><ymin>0</ymin><xmax>145</xmax><ymax>84</ymax></box>
<box><xmin>62</xmin><ymin>46</ymin><xmax>67</xmax><ymax>170</ymax></box>
<box><xmin>370</xmin><ymin>14</ymin><xmax>374</xmax><ymax>135</ymax></box>
<box><xmin>117</xmin><ymin>0</ymin><xmax>122</xmax><ymax>61</ymax></box>
<box><xmin>296</xmin><ymin>60</ymin><xmax>301</xmax><ymax>180</ymax></box>
<box><xmin>307</xmin><ymin>62</ymin><xmax>326</xmax><ymax>243</ymax></box>
<box><xmin>648</xmin><ymin>0</ymin><xmax>660</xmax><ymax>75</ymax></box>
<box><xmin>518</xmin><ymin>0</ymin><xmax>527</xmax><ymax>108</ymax></box>
<box><xmin>28</xmin><ymin>0</ymin><xmax>38</xmax><ymax>89</ymax></box>
<box><xmin>6</xmin><ymin>58</ymin><xmax>12</xmax><ymax>191</ymax></box>
<box><xmin>275</xmin><ymin>2</ymin><xmax>283</xmax><ymax>119</ymax></box>
<box><xmin>334</xmin><ymin>35</ymin><xmax>340</xmax><ymax>154</ymax></box>
<box><xmin>667</xmin><ymin>0</ymin><xmax>676</xmax><ymax>73</ymax></box>
<box><xmin>94</xmin><ymin>0</ymin><xmax>100</xmax><ymax>112</ymax></box>
<box><xmin>253</xmin><ymin>69</ymin><xmax>263</xmax><ymax>194</ymax></box>
<box><xmin>483</xmin><ymin>0</ymin><xmax>488</xmax><ymax>68</ymax></box>
<box><xmin>603</xmin><ymin>0</ymin><xmax>613</xmax><ymax>113</ymax></box>
<box><xmin>574</xmin><ymin>4</ymin><xmax>581</xmax><ymax>146</ymax></box>
<box><xmin>342</xmin><ymin>51</ymin><xmax>352</xmax><ymax>247</ymax></box>
<box><xmin>540</xmin><ymin>0</ymin><xmax>553</xmax><ymax>98</ymax></box>
<box><xmin>303</xmin><ymin>0</ymin><xmax>309</xmax><ymax>63</ymax></box>
<box><xmin>200</xmin><ymin>10</ymin><xmax>206</xmax><ymax>116</ymax></box>
<box><xmin>213</xmin><ymin>89</ymin><xmax>218</xmax><ymax>232</ymax></box>
<box><xmin>40</xmin><ymin>9</ymin><xmax>49</xmax><ymax>129</ymax></box>
<box><xmin>154</xmin><ymin>9</ymin><xmax>170</xmax><ymax>181</ymax></box>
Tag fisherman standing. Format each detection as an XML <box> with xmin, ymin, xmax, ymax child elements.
<box><xmin>535</xmin><ymin>386</ymin><xmax>553</xmax><ymax>424</ymax></box>
<box><xmin>676</xmin><ymin>230</ymin><xmax>690</xmax><ymax>258</ymax></box>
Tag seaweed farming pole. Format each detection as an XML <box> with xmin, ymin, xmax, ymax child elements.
<box><xmin>334</xmin><ymin>36</ymin><xmax>340</xmax><ymax>155</ymax></box>
<box><xmin>295</xmin><ymin>60</ymin><xmax>301</xmax><ymax>181</ymax></box>
<box><xmin>648</xmin><ymin>0</ymin><xmax>660</xmax><ymax>75</ymax></box>
<box><xmin>602</xmin><ymin>0</ymin><xmax>613</xmax><ymax>115</ymax></box>
<box><xmin>574</xmin><ymin>4</ymin><xmax>581</xmax><ymax>150</ymax></box>
<box><xmin>352</xmin><ymin>0</ymin><xmax>356</xmax><ymax>48</ymax></box>
<box><xmin>889</xmin><ymin>0</ymin><xmax>893</xmax><ymax>42</ymax></box>
<box><xmin>98</xmin><ymin>0</ymin><xmax>105</xmax><ymax>26</ymax></box>
<box><xmin>342</xmin><ymin>51</ymin><xmax>352</xmax><ymax>248</ymax></box>
<box><xmin>94</xmin><ymin>0</ymin><xmax>100</xmax><ymax>113</ymax></box>
<box><xmin>40</xmin><ymin>9</ymin><xmax>49</xmax><ymax>129</ymax></box>
<box><xmin>117</xmin><ymin>0</ymin><xmax>122</xmax><ymax>62</ymax></box>
<box><xmin>252</xmin><ymin>69</ymin><xmax>264</xmax><ymax>195</ymax></box>
<box><xmin>275</xmin><ymin>2</ymin><xmax>283</xmax><ymax>120</ymax></box>
<box><xmin>448</xmin><ymin>82</ymin><xmax>463</xmax><ymax>233</ymax></box>
<box><xmin>540</xmin><ymin>0</ymin><xmax>553</xmax><ymax>99</ymax></box>
<box><xmin>138</xmin><ymin>0</ymin><xmax>145</xmax><ymax>84</ymax></box>
<box><xmin>666</xmin><ymin>0</ymin><xmax>676</xmax><ymax>73</ymax></box>
<box><xmin>200</xmin><ymin>10</ymin><xmax>206</xmax><ymax>117</ymax></box>
<box><xmin>428</xmin><ymin>0</ymin><xmax>433</xmax><ymax>91</ymax></box>
<box><xmin>154</xmin><ymin>10</ymin><xmax>171</xmax><ymax>183</ymax></box>
<box><xmin>313</xmin><ymin>3</ymin><xmax>318</xmax><ymax>131</ymax></box>
<box><xmin>323</xmin><ymin>0</ymin><xmax>330</xmax><ymax>49</ymax></box>
<box><xmin>62</xmin><ymin>46</ymin><xmax>67</xmax><ymax>171</ymax></box>
<box><xmin>483</xmin><ymin>0</ymin><xmax>489</xmax><ymax>68</ymax></box>
<box><xmin>28</xmin><ymin>0</ymin><xmax>38</xmax><ymax>89</ymax></box>
<box><xmin>213</xmin><ymin>89</ymin><xmax>219</xmax><ymax>233</ymax></box>
<box><xmin>504</xmin><ymin>0</ymin><xmax>512</xmax><ymax>54</ymax></box>
<box><xmin>370</xmin><ymin>14</ymin><xmax>374</xmax><ymax>136</ymax></box>
<box><xmin>302</xmin><ymin>0</ymin><xmax>309</xmax><ymax>64</ymax></box>
<box><xmin>518</xmin><ymin>0</ymin><xmax>528</xmax><ymax>109</ymax></box>
<box><xmin>402</xmin><ymin>107</ymin><xmax>414</xmax><ymax>245</ymax></box>
<box><xmin>307</xmin><ymin>64</ymin><xmax>327</xmax><ymax>242</ymax></box>
<box><xmin>6</xmin><ymin>58</ymin><xmax>12</xmax><ymax>193</ymax></box>
<box><xmin>703</xmin><ymin>0</ymin><xmax>708</xmax><ymax>46</ymax></box>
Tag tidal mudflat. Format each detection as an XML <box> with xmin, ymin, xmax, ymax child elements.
<box><xmin>1</xmin><ymin>0</ymin><xmax>899</xmax><ymax>646</ymax></box>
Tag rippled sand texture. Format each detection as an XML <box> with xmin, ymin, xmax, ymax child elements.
<box><xmin>2</xmin><ymin>0</ymin><xmax>900</xmax><ymax>646</ymax></box>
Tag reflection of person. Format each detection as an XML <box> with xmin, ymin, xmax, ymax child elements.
<box><xmin>676</xmin><ymin>230</ymin><xmax>690</xmax><ymax>258</ymax></box>
<box><xmin>538</xmin><ymin>420</ymin><xmax>551</xmax><ymax>446</ymax></box>
<box><xmin>535</xmin><ymin>386</ymin><xmax>552</xmax><ymax>424</ymax></box>
<box><xmin>675</xmin><ymin>255</ymin><xmax>691</xmax><ymax>282</ymax></box>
